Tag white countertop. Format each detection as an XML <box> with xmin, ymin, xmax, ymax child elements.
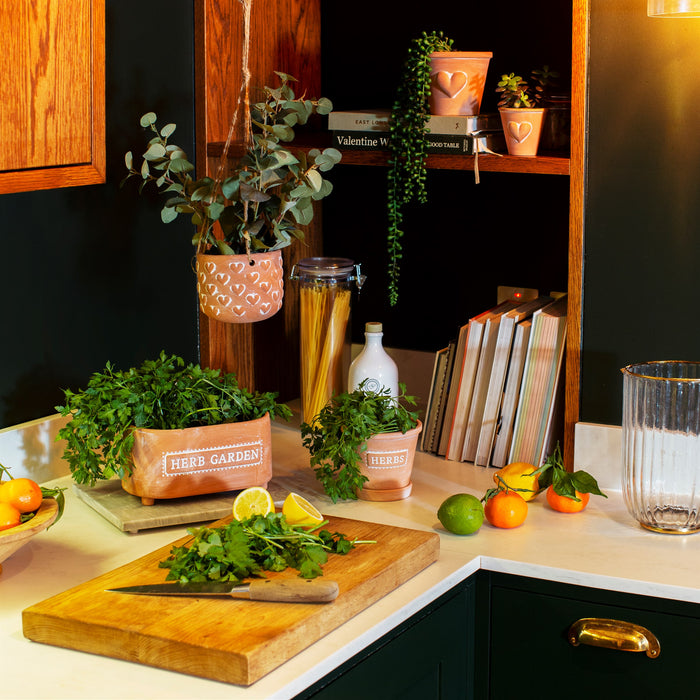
<box><xmin>3</xmin><ymin>418</ymin><xmax>700</xmax><ymax>699</ymax></box>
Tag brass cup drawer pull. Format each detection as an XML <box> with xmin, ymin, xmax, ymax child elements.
<box><xmin>568</xmin><ymin>618</ymin><xmax>661</xmax><ymax>658</ymax></box>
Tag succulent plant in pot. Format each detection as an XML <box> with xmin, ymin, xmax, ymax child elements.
<box><xmin>56</xmin><ymin>352</ymin><xmax>292</xmax><ymax>505</ymax></box>
<box><xmin>495</xmin><ymin>66</ymin><xmax>559</xmax><ymax>156</ymax></box>
<box><xmin>300</xmin><ymin>381</ymin><xmax>421</xmax><ymax>503</ymax></box>
<box><xmin>122</xmin><ymin>71</ymin><xmax>342</xmax><ymax>323</ymax></box>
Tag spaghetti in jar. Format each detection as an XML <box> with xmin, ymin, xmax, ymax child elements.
<box><xmin>291</xmin><ymin>257</ymin><xmax>364</xmax><ymax>424</ymax></box>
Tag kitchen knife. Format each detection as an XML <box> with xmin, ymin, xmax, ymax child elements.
<box><xmin>106</xmin><ymin>578</ymin><xmax>339</xmax><ymax>603</ymax></box>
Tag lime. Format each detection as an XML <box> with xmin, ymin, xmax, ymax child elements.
<box><xmin>437</xmin><ymin>493</ymin><xmax>484</xmax><ymax>535</ymax></box>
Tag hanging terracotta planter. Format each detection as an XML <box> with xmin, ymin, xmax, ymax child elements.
<box><xmin>121</xmin><ymin>414</ymin><xmax>272</xmax><ymax>506</ymax></box>
<box><xmin>429</xmin><ymin>52</ymin><xmax>492</xmax><ymax>116</ymax></box>
<box><xmin>499</xmin><ymin>107</ymin><xmax>547</xmax><ymax>156</ymax></box>
<box><xmin>196</xmin><ymin>249</ymin><xmax>284</xmax><ymax>323</ymax></box>
<box><xmin>357</xmin><ymin>421</ymin><xmax>422</xmax><ymax>502</ymax></box>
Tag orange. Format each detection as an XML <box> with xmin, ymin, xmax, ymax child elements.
<box><xmin>484</xmin><ymin>489</ymin><xmax>528</xmax><ymax>529</ymax></box>
<box><xmin>546</xmin><ymin>485</ymin><xmax>590</xmax><ymax>513</ymax></box>
<box><xmin>0</xmin><ymin>502</ymin><xmax>21</xmax><ymax>531</ymax></box>
<box><xmin>0</xmin><ymin>478</ymin><xmax>43</xmax><ymax>514</ymax></box>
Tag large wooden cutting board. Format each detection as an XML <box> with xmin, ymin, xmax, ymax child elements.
<box><xmin>22</xmin><ymin>515</ymin><xmax>439</xmax><ymax>686</ymax></box>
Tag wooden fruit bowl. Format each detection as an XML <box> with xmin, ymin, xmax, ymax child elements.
<box><xmin>0</xmin><ymin>499</ymin><xmax>58</xmax><ymax>574</ymax></box>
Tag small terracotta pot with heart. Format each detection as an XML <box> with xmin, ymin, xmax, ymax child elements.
<box><xmin>196</xmin><ymin>249</ymin><xmax>284</xmax><ymax>323</ymax></box>
<box><xmin>429</xmin><ymin>51</ymin><xmax>492</xmax><ymax>116</ymax></box>
<box><xmin>499</xmin><ymin>107</ymin><xmax>547</xmax><ymax>156</ymax></box>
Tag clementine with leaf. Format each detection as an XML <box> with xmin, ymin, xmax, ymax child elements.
<box><xmin>483</xmin><ymin>478</ymin><xmax>528</xmax><ymax>529</ymax></box>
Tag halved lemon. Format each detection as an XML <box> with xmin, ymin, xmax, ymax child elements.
<box><xmin>282</xmin><ymin>492</ymin><xmax>324</xmax><ymax>527</ymax></box>
<box><xmin>232</xmin><ymin>486</ymin><xmax>275</xmax><ymax>520</ymax></box>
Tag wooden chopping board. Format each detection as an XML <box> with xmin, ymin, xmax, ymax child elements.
<box><xmin>22</xmin><ymin>515</ymin><xmax>440</xmax><ymax>686</ymax></box>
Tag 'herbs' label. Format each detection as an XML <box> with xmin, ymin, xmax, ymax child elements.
<box><xmin>364</xmin><ymin>449</ymin><xmax>409</xmax><ymax>469</ymax></box>
<box><xmin>162</xmin><ymin>440</ymin><xmax>264</xmax><ymax>477</ymax></box>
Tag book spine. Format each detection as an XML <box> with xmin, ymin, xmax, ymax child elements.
<box><xmin>331</xmin><ymin>131</ymin><xmax>474</xmax><ymax>155</ymax></box>
<box><xmin>328</xmin><ymin>112</ymin><xmax>390</xmax><ymax>131</ymax></box>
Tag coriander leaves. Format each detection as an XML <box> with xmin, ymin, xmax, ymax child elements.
<box><xmin>159</xmin><ymin>513</ymin><xmax>365</xmax><ymax>584</ymax></box>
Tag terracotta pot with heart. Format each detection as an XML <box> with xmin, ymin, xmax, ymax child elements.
<box><xmin>429</xmin><ymin>51</ymin><xmax>492</xmax><ymax>116</ymax></box>
<box><xmin>498</xmin><ymin>107</ymin><xmax>547</xmax><ymax>156</ymax></box>
<box><xmin>196</xmin><ymin>249</ymin><xmax>284</xmax><ymax>323</ymax></box>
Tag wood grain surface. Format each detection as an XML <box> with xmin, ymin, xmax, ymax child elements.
<box><xmin>22</xmin><ymin>515</ymin><xmax>440</xmax><ymax>686</ymax></box>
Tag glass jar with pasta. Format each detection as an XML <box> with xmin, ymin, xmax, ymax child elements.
<box><xmin>291</xmin><ymin>257</ymin><xmax>365</xmax><ymax>424</ymax></box>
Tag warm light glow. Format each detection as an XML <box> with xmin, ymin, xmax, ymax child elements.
<box><xmin>648</xmin><ymin>0</ymin><xmax>700</xmax><ymax>16</ymax></box>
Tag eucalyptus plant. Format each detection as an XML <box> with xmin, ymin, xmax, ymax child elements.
<box><xmin>496</xmin><ymin>66</ymin><xmax>560</xmax><ymax>109</ymax></box>
<box><xmin>386</xmin><ymin>31</ymin><xmax>453</xmax><ymax>306</ymax></box>
<box><xmin>122</xmin><ymin>72</ymin><xmax>342</xmax><ymax>256</ymax></box>
<box><xmin>300</xmin><ymin>381</ymin><xmax>419</xmax><ymax>503</ymax></box>
<box><xmin>56</xmin><ymin>352</ymin><xmax>292</xmax><ymax>486</ymax></box>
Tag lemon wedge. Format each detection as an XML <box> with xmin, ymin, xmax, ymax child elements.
<box><xmin>232</xmin><ymin>486</ymin><xmax>275</xmax><ymax>520</ymax></box>
<box><xmin>282</xmin><ymin>492</ymin><xmax>324</xmax><ymax>527</ymax></box>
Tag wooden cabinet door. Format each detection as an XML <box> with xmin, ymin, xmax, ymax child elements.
<box><xmin>0</xmin><ymin>0</ymin><xmax>105</xmax><ymax>194</ymax></box>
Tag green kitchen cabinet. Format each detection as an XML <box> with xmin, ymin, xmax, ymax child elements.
<box><xmin>296</xmin><ymin>578</ymin><xmax>475</xmax><ymax>700</ymax></box>
<box><xmin>479</xmin><ymin>572</ymin><xmax>700</xmax><ymax>698</ymax></box>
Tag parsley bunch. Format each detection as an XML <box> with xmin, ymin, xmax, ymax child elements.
<box><xmin>56</xmin><ymin>351</ymin><xmax>292</xmax><ymax>486</ymax></box>
<box><xmin>159</xmin><ymin>513</ymin><xmax>363</xmax><ymax>583</ymax></box>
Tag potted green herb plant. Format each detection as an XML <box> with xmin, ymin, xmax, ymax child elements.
<box><xmin>122</xmin><ymin>72</ymin><xmax>341</xmax><ymax>324</ymax></box>
<box><xmin>56</xmin><ymin>352</ymin><xmax>292</xmax><ymax>505</ymax></box>
<box><xmin>495</xmin><ymin>66</ymin><xmax>559</xmax><ymax>156</ymax></box>
<box><xmin>386</xmin><ymin>32</ymin><xmax>491</xmax><ymax>306</ymax></box>
<box><xmin>300</xmin><ymin>381</ymin><xmax>421</xmax><ymax>503</ymax></box>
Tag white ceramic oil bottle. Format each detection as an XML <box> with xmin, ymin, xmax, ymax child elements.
<box><xmin>348</xmin><ymin>321</ymin><xmax>398</xmax><ymax>397</ymax></box>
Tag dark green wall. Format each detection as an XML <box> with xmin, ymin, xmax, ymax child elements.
<box><xmin>0</xmin><ymin>1</ymin><xmax>197</xmax><ymax>427</ymax></box>
<box><xmin>581</xmin><ymin>0</ymin><xmax>700</xmax><ymax>424</ymax></box>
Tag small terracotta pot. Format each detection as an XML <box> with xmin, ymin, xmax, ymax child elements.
<box><xmin>429</xmin><ymin>52</ymin><xmax>492</xmax><ymax>116</ymax></box>
<box><xmin>121</xmin><ymin>414</ymin><xmax>272</xmax><ymax>505</ymax></box>
<box><xmin>357</xmin><ymin>421</ymin><xmax>422</xmax><ymax>502</ymax></box>
<box><xmin>196</xmin><ymin>250</ymin><xmax>284</xmax><ymax>323</ymax></box>
<box><xmin>499</xmin><ymin>108</ymin><xmax>547</xmax><ymax>156</ymax></box>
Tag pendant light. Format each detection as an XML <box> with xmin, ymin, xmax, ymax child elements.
<box><xmin>648</xmin><ymin>0</ymin><xmax>700</xmax><ymax>16</ymax></box>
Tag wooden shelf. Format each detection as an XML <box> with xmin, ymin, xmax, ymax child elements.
<box><xmin>207</xmin><ymin>134</ymin><xmax>570</xmax><ymax>177</ymax></box>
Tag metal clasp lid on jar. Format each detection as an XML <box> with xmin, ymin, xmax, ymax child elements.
<box><xmin>289</xmin><ymin>257</ymin><xmax>366</xmax><ymax>291</ymax></box>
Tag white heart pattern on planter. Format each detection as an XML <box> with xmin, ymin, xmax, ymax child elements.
<box><xmin>196</xmin><ymin>250</ymin><xmax>285</xmax><ymax>323</ymax></box>
<box><xmin>507</xmin><ymin>120</ymin><xmax>533</xmax><ymax>143</ymax></box>
<box><xmin>434</xmin><ymin>71</ymin><xmax>468</xmax><ymax>98</ymax></box>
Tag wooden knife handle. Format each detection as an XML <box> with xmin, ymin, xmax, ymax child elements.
<box><xmin>246</xmin><ymin>579</ymin><xmax>339</xmax><ymax>603</ymax></box>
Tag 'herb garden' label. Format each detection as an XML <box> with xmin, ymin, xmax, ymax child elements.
<box><xmin>162</xmin><ymin>439</ymin><xmax>265</xmax><ymax>477</ymax></box>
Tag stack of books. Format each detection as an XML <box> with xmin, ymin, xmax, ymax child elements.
<box><xmin>422</xmin><ymin>293</ymin><xmax>567</xmax><ymax>469</ymax></box>
<box><xmin>328</xmin><ymin>109</ymin><xmax>505</xmax><ymax>155</ymax></box>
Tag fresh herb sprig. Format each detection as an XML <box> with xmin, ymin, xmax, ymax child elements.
<box><xmin>56</xmin><ymin>351</ymin><xmax>292</xmax><ymax>486</ymax></box>
<box><xmin>301</xmin><ymin>381</ymin><xmax>419</xmax><ymax>503</ymax></box>
<box><xmin>159</xmin><ymin>512</ymin><xmax>370</xmax><ymax>583</ymax></box>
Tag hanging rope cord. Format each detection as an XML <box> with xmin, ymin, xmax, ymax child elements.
<box><xmin>199</xmin><ymin>0</ymin><xmax>253</xmax><ymax>254</ymax></box>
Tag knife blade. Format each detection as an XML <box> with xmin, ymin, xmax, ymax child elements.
<box><xmin>106</xmin><ymin>578</ymin><xmax>339</xmax><ymax>603</ymax></box>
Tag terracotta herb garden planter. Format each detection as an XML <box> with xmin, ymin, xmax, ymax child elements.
<box><xmin>499</xmin><ymin>107</ymin><xmax>547</xmax><ymax>156</ymax></box>
<box><xmin>196</xmin><ymin>249</ymin><xmax>284</xmax><ymax>323</ymax></box>
<box><xmin>357</xmin><ymin>421</ymin><xmax>422</xmax><ymax>502</ymax></box>
<box><xmin>429</xmin><ymin>52</ymin><xmax>492</xmax><ymax>116</ymax></box>
<box><xmin>121</xmin><ymin>414</ymin><xmax>272</xmax><ymax>505</ymax></box>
